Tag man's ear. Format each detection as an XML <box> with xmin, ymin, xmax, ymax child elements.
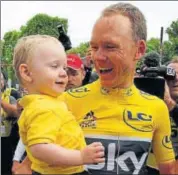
<box><xmin>19</xmin><ymin>64</ymin><xmax>33</xmax><ymax>83</ymax></box>
<box><xmin>81</xmin><ymin>68</ymin><xmax>86</xmax><ymax>80</ymax></box>
<box><xmin>134</xmin><ymin>40</ymin><xmax>146</xmax><ymax>61</ymax></box>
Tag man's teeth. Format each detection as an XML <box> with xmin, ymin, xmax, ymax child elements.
<box><xmin>99</xmin><ymin>68</ymin><xmax>113</xmax><ymax>73</ymax></box>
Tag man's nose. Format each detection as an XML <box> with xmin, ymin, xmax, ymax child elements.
<box><xmin>67</xmin><ymin>74</ymin><xmax>74</xmax><ymax>82</ymax></box>
<box><xmin>94</xmin><ymin>48</ymin><xmax>107</xmax><ymax>61</ymax></box>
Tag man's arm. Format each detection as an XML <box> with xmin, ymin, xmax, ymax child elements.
<box><xmin>164</xmin><ymin>81</ymin><xmax>176</xmax><ymax>111</ymax></box>
<box><xmin>13</xmin><ymin>138</ymin><xmax>26</xmax><ymax>162</ymax></box>
<box><xmin>1</xmin><ymin>98</ymin><xmax>19</xmax><ymax>118</ymax></box>
<box><xmin>164</xmin><ymin>82</ymin><xmax>178</xmax><ymax>126</ymax></box>
<box><xmin>12</xmin><ymin>138</ymin><xmax>25</xmax><ymax>173</ymax></box>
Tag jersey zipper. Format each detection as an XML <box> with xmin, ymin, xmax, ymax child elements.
<box><xmin>117</xmin><ymin>135</ymin><xmax>120</xmax><ymax>174</ymax></box>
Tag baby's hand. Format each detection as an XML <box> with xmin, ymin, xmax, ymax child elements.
<box><xmin>81</xmin><ymin>142</ymin><xmax>105</xmax><ymax>164</ymax></box>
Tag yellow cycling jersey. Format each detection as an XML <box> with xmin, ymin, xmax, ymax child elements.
<box><xmin>18</xmin><ymin>94</ymin><xmax>85</xmax><ymax>174</ymax></box>
<box><xmin>60</xmin><ymin>79</ymin><xmax>175</xmax><ymax>175</ymax></box>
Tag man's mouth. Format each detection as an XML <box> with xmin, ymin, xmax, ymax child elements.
<box><xmin>99</xmin><ymin>68</ymin><xmax>113</xmax><ymax>74</ymax></box>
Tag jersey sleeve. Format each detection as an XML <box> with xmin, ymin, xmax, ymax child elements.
<box><xmin>25</xmin><ymin>109</ymin><xmax>62</xmax><ymax>147</ymax></box>
<box><xmin>152</xmin><ymin>100</ymin><xmax>175</xmax><ymax>164</ymax></box>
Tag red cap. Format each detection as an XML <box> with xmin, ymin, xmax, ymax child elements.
<box><xmin>67</xmin><ymin>54</ymin><xmax>83</xmax><ymax>70</ymax></box>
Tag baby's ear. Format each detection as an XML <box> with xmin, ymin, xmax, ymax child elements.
<box><xmin>19</xmin><ymin>64</ymin><xmax>33</xmax><ymax>83</ymax></box>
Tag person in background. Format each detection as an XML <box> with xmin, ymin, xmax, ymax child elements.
<box><xmin>82</xmin><ymin>47</ymin><xmax>98</xmax><ymax>85</ymax></box>
<box><xmin>166</xmin><ymin>56</ymin><xmax>178</xmax><ymax>123</ymax></box>
<box><xmin>165</xmin><ymin>56</ymin><xmax>178</xmax><ymax>166</ymax></box>
<box><xmin>1</xmin><ymin>71</ymin><xmax>18</xmax><ymax>175</ymax></box>
<box><xmin>1</xmin><ymin>69</ymin><xmax>22</xmax><ymax>155</ymax></box>
<box><xmin>146</xmin><ymin>56</ymin><xmax>178</xmax><ymax>174</ymax></box>
<box><xmin>1</xmin><ymin>69</ymin><xmax>21</xmax><ymax>100</ymax></box>
<box><xmin>66</xmin><ymin>54</ymin><xmax>86</xmax><ymax>90</ymax></box>
<box><xmin>13</xmin><ymin>34</ymin><xmax>105</xmax><ymax>175</ymax></box>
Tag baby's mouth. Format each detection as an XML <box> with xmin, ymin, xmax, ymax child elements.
<box><xmin>55</xmin><ymin>81</ymin><xmax>65</xmax><ymax>85</ymax></box>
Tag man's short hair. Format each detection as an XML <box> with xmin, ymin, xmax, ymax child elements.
<box><xmin>101</xmin><ymin>2</ymin><xmax>147</xmax><ymax>42</ymax></box>
<box><xmin>13</xmin><ymin>35</ymin><xmax>62</xmax><ymax>83</ymax></box>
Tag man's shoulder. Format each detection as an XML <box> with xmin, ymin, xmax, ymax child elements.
<box><xmin>133</xmin><ymin>90</ymin><xmax>170</xmax><ymax>128</ymax></box>
<box><xmin>135</xmin><ymin>89</ymin><xmax>167</xmax><ymax>110</ymax></box>
<box><xmin>137</xmin><ymin>89</ymin><xmax>163</xmax><ymax>102</ymax></box>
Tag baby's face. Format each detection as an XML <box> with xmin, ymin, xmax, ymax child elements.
<box><xmin>29</xmin><ymin>41</ymin><xmax>68</xmax><ymax>97</ymax></box>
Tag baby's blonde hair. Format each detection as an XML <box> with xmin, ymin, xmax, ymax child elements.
<box><xmin>13</xmin><ymin>35</ymin><xmax>63</xmax><ymax>83</ymax></box>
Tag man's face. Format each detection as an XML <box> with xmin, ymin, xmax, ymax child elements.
<box><xmin>90</xmin><ymin>14</ymin><xmax>145</xmax><ymax>88</ymax></box>
<box><xmin>167</xmin><ymin>62</ymin><xmax>178</xmax><ymax>102</ymax></box>
<box><xmin>66</xmin><ymin>67</ymin><xmax>85</xmax><ymax>90</ymax></box>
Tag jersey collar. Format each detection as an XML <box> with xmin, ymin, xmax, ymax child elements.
<box><xmin>97</xmin><ymin>80</ymin><xmax>138</xmax><ymax>97</ymax></box>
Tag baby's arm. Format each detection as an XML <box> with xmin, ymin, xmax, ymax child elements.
<box><xmin>30</xmin><ymin>142</ymin><xmax>105</xmax><ymax>166</ymax></box>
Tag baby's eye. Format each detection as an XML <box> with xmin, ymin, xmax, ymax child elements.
<box><xmin>51</xmin><ymin>64</ymin><xmax>58</xmax><ymax>68</ymax></box>
<box><xmin>63</xmin><ymin>67</ymin><xmax>68</xmax><ymax>71</ymax></box>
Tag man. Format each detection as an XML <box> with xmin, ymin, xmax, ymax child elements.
<box><xmin>61</xmin><ymin>2</ymin><xmax>177</xmax><ymax>174</ymax></box>
<box><xmin>66</xmin><ymin>54</ymin><xmax>86</xmax><ymax>90</ymax></box>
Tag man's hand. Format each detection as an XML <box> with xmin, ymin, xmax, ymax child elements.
<box><xmin>159</xmin><ymin>160</ymin><xmax>177</xmax><ymax>174</ymax></box>
<box><xmin>12</xmin><ymin>160</ymin><xmax>21</xmax><ymax>174</ymax></box>
<box><xmin>164</xmin><ymin>81</ymin><xmax>176</xmax><ymax>111</ymax></box>
<box><xmin>13</xmin><ymin>157</ymin><xmax>32</xmax><ymax>175</ymax></box>
<box><xmin>81</xmin><ymin>142</ymin><xmax>105</xmax><ymax>164</ymax></box>
<box><xmin>1</xmin><ymin>99</ymin><xmax>19</xmax><ymax>118</ymax></box>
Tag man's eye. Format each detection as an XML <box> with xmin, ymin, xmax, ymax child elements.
<box><xmin>91</xmin><ymin>46</ymin><xmax>98</xmax><ymax>50</ymax></box>
<box><xmin>105</xmin><ymin>45</ymin><xmax>115</xmax><ymax>49</ymax></box>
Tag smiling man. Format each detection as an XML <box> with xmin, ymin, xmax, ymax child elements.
<box><xmin>61</xmin><ymin>2</ymin><xmax>177</xmax><ymax>175</ymax></box>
